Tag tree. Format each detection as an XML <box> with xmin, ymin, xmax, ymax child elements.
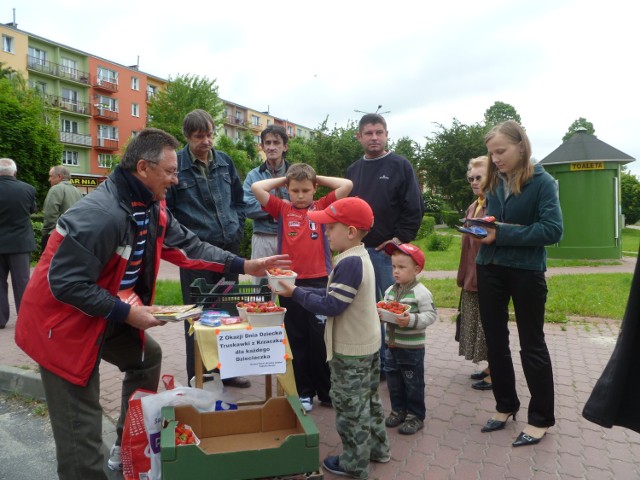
<box><xmin>287</xmin><ymin>136</ymin><xmax>316</xmax><ymax>166</ymax></box>
<box><xmin>215</xmin><ymin>132</ymin><xmax>261</xmax><ymax>180</ymax></box>
<box><xmin>483</xmin><ymin>101</ymin><xmax>521</xmax><ymax>127</ymax></box>
<box><xmin>390</xmin><ymin>136</ymin><xmax>423</xmax><ymax>188</ymax></box>
<box><xmin>621</xmin><ymin>172</ymin><xmax>640</xmax><ymax>225</ymax></box>
<box><xmin>301</xmin><ymin>117</ymin><xmax>362</xmax><ymax>176</ymax></box>
<box><xmin>562</xmin><ymin>117</ymin><xmax>595</xmax><ymax>142</ymax></box>
<box><xmin>0</xmin><ymin>61</ymin><xmax>16</xmax><ymax>80</ymax></box>
<box><xmin>422</xmin><ymin>119</ymin><xmax>487</xmax><ymax>212</ymax></box>
<box><xmin>147</xmin><ymin>74</ymin><xmax>224</xmax><ymax>142</ymax></box>
<box><xmin>0</xmin><ymin>74</ymin><xmax>62</xmax><ymax>205</ymax></box>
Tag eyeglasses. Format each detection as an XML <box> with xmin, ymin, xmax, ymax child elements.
<box><xmin>467</xmin><ymin>175</ymin><xmax>483</xmax><ymax>183</ymax></box>
<box><xmin>146</xmin><ymin>160</ymin><xmax>178</xmax><ymax>179</ymax></box>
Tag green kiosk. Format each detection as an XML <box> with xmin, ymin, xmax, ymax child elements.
<box><xmin>539</xmin><ymin>130</ymin><xmax>635</xmax><ymax>259</ymax></box>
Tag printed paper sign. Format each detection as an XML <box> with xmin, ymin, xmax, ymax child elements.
<box><xmin>216</xmin><ymin>326</ymin><xmax>286</xmax><ymax>379</ymax></box>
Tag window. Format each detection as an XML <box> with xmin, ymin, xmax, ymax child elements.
<box><xmin>131</xmin><ymin>103</ymin><xmax>139</xmax><ymax>117</ymax></box>
<box><xmin>235</xmin><ymin>111</ymin><xmax>242</xmax><ymax>120</ymax></box>
<box><xmin>2</xmin><ymin>34</ymin><xmax>14</xmax><ymax>53</ymax></box>
<box><xmin>131</xmin><ymin>77</ymin><xmax>139</xmax><ymax>90</ymax></box>
<box><xmin>31</xmin><ymin>80</ymin><xmax>47</xmax><ymax>94</ymax></box>
<box><xmin>297</xmin><ymin>128</ymin><xmax>302</xmax><ymax>137</ymax></box>
<box><xmin>254</xmin><ymin>135</ymin><xmax>260</xmax><ymax>143</ymax></box>
<box><xmin>60</xmin><ymin>57</ymin><xmax>78</xmax><ymax>80</ymax></box>
<box><xmin>267</xmin><ymin>119</ymin><xmax>272</xmax><ymax>126</ymax></box>
<box><xmin>62</xmin><ymin>119</ymin><xmax>79</xmax><ymax>134</ymax></box>
<box><xmin>95</xmin><ymin>95</ymin><xmax>118</xmax><ymax>111</ymax></box>
<box><xmin>146</xmin><ymin>85</ymin><xmax>157</xmax><ymax>100</ymax></box>
<box><xmin>61</xmin><ymin>88</ymin><xmax>78</xmax><ymax>104</ymax></box>
<box><xmin>98</xmin><ymin>124</ymin><xmax>118</xmax><ymax>140</ymax></box>
<box><xmin>98</xmin><ymin>153</ymin><xmax>115</xmax><ymax>168</ymax></box>
<box><xmin>97</xmin><ymin>66</ymin><xmax>118</xmax><ymax>84</ymax></box>
<box><xmin>287</xmin><ymin>126</ymin><xmax>293</xmax><ymax>136</ymax></box>
<box><xmin>251</xmin><ymin>115</ymin><xmax>260</xmax><ymax>127</ymax></box>
<box><xmin>62</xmin><ymin>150</ymin><xmax>79</xmax><ymax>166</ymax></box>
<box><xmin>28</xmin><ymin>47</ymin><xmax>47</xmax><ymax>66</ymax></box>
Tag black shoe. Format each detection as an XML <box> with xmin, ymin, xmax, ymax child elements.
<box><xmin>470</xmin><ymin>370</ymin><xmax>488</xmax><ymax>380</ymax></box>
<box><xmin>481</xmin><ymin>412</ymin><xmax>516</xmax><ymax>433</ymax></box>
<box><xmin>222</xmin><ymin>376</ymin><xmax>251</xmax><ymax>388</ymax></box>
<box><xmin>472</xmin><ymin>379</ymin><xmax>492</xmax><ymax>391</ymax></box>
<box><xmin>512</xmin><ymin>431</ymin><xmax>545</xmax><ymax>447</ymax></box>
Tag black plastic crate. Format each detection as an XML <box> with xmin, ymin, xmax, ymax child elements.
<box><xmin>189</xmin><ymin>278</ymin><xmax>272</xmax><ymax>315</ymax></box>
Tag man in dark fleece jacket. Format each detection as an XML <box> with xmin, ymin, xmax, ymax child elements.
<box><xmin>346</xmin><ymin>113</ymin><xmax>424</xmax><ymax>375</ymax></box>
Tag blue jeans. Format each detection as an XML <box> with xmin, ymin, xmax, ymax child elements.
<box><xmin>384</xmin><ymin>347</ymin><xmax>426</xmax><ymax>420</ymax></box>
<box><xmin>367</xmin><ymin>248</ymin><xmax>395</xmax><ymax>371</ymax></box>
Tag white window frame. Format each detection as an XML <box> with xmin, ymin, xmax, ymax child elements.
<box><xmin>2</xmin><ymin>34</ymin><xmax>14</xmax><ymax>53</ymax></box>
<box><xmin>98</xmin><ymin>153</ymin><xmax>115</xmax><ymax>168</ymax></box>
<box><xmin>62</xmin><ymin>150</ymin><xmax>79</xmax><ymax>166</ymax></box>
<box><xmin>251</xmin><ymin>115</ymin><xmax>260</xmax><ymax>126</ymax></box>
<box><xmin>131</xmin><ymin>103</ymin><xmax>139</xmax><ymax>117</ymax></box>
<box><xmin>28</xmin><ymin>47</ymin><xmax>47</xmax><ymax>65</ymax></box>
<box><xmin>98</xmin><ymin>124</ymin><xmax>118</xmax><ymax>140</ymax></box>
<box><xmin>97</xmin><ymin>66</ymin><xmax>118</xmax><ymax>84</ymax></box>
<box><xmin>62</xmin><ymin>119</ymin><xmax>79</xmax><ymax>134</ymax></box>
<box><xmin>131</xmin><ymin>77</ymin><xmax>139</xmax><ymax>90</ymax></box>
<box><xmin>95</xmin><ymin>95</ymin><xmax>118</xmax><ymax>112</ymax></box>
<box><xmin>60</xmin><ymin>57</ymin><xmax>78</xmax><ymax>80</ymax></box>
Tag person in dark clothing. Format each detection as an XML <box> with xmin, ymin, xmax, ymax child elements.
<box><xmin>0</xmin><ymin>158</ymin><xmax>37</xmax><ymax>329</ymax></box>
<box><xmin>471</xmin><ymin>120</ymin><xmax>563</xmax><ymax>447</ymax></box>
<box><xmin>345</xmin><ymin>113</ymin><xmax>424</xmax><ymax>377</ymax></box>
<box><xmin>166</xmin><ymin>109</ymin><xmax>249</xmax><ymax>388</ymax></box>
<box><xmin>583</xmin><ymin>244</ymin><xmax>640</xmax><ymax>433</ymax></box>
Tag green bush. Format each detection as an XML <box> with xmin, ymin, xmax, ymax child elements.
<box><xmin>240</xmin><ymin>219</ymin><xmax>253</xmax><ymax>259</ymax></box>
<box><xmin>442</xmin><ymin>210</ymin><xmax>462</xmax><ymax>228</ymax></box>
<box><xmin>424</xmin><ymin>211</ymin><xmax>442</xmax><ymax>224</ymax></box>
<box><xmin>426</xmin><ymin>233</ymin><xmax>453</xmax><ymax>251</ymax></box>
<box><xmin>423</xmin><ymin>191</ymin><xmax>444</xmax><ymax>213</ymax></box>
<box><xmin>31</xmin><ymin>218</ymin><xmax>44</xmax><ymax>263</ymax></box>
<box><xmin>416</xmin><ymin>216</ymin><xmax>436</xmax><ymax>240</ymax></box>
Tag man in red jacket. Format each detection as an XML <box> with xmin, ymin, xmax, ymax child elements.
<box><xmin>15</xmin><ymin>128</ymin><xmax>289</xmax><ymax>480</ymax></box>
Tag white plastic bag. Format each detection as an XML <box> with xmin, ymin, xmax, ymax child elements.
<box><xmin>141</xmin><ymin>383</ymin><xmax>237</xmax><ymax>480</ymax></box>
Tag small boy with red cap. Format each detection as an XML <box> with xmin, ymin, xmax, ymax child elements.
<box><xmin>277</xmin><ymin>196</ymin><xmax>390</xmax><ymax>480</ymax></box>
<box><xmin>382</xmin><ymin>242</ymin><xmax>437</xmax><ymax>435</ymax></box>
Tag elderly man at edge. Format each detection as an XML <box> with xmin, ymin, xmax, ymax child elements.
<box><xmin>42</xmin><ymin>165</ymin><xmax>83</xmax><ymax>251</ymax></box>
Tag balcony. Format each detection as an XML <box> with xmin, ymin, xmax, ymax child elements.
<box><xmin>96</xmin><ymin>137</ymin><xmax>119</xmax><ymax>150</ymax></box>
<box><xmin>250</xmin><ymin>121</ymin><xmax>262</xmax><ymax>132</ymax></box>
<box><xmin>47</xmin><ymin>95</ymin><xmax>91</xmax><ymax>116</ymax></box>
<box><xmin>93</xmin><ymin>78</ymin><xmax>118</xmax><ymax>92</ymax></box>
<box><xmin>93</xmin><ymin>105</ymin><xmax>118</xmax><ymax>121</ymax></box>
<box><xmin>27</xmin><ymin>55</ymin><xmax>90</xmax><ymax>85</ymax></box>
<box><xmin>60</xmin><ymin>131</ymin><xmax>92</xmax><ymax>148</ymax></box>
<box><xmin>146</xmin><ymin>90</ymin><xmax>156</xmax><ymax>101</ymax></box>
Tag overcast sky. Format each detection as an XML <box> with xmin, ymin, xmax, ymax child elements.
<box><xmin>8</xmin><ymin>0</ymin><xmax>640</xmax><ymax>175</ymax></box>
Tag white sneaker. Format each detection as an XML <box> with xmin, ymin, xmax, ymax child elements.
<box><xmin>300</xmin><ymin>397</ymin><xmax>313</xmax><ymax>412</ymax></box>
<box><xmin>107</xmin><ymin>445</ymin><xmax>122</xmax><ymax>471</ymax></box>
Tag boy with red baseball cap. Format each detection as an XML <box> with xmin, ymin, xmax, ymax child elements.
<box><xmin>381</xmin><ymin>242</ymin><xmax>436</xmax><ymax>434</ymax></box>
<box><xmin>277</xmin><ymin>197</ymin><xmax>390</xmax><ymax>479</ymax></box>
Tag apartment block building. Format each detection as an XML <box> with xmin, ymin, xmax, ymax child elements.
<box><xmin>1</xmin><ymin>22</ymin><xmax>313</xmax><ymax>194</ymax></box>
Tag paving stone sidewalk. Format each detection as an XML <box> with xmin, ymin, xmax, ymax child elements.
<box><xmin>1</xmin><ymin>259</ymin><xmax>639</xmax><ymax>479</ymax></box>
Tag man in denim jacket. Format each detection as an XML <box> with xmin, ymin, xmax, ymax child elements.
<box><xmin>166</xmin><ymin>109</ymin><xmax>248</xmax><ymax>387</ymax></box>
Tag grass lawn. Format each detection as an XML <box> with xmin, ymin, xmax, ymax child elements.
<box><xmin>424</xmin><ymin>273</ymin><xmax>631</xmax><ymax>323</ymax></box>
<box><xmin>154</xmin><ymin>227</ymin><xmax>638</xmax><ymax>323</ymax></box>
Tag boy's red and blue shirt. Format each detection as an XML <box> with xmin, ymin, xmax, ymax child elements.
<box><xmin>263</xmin><ymin>191</ymin><xmax>336</xmax><ymax>279</ymax></box>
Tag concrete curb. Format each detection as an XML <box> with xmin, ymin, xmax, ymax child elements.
<box><xmin>0</xmin><ymin>365</ymin><xmax>45</xmax><ymax>401</ymax></box>
<box><xmin>0</xmin><ymin>365</ymin><xmax>118</xmax><ymax>460</ymax></box>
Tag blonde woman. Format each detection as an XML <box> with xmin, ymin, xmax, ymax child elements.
<box><xmin>456</xmin><ymin>156</ymin><xmax>491</xmax><ymax>390</ymax></box>
<box><xmin>472</xmin><ymin>121</ymin><xmax>562</xmax><ymax>447</ymax></box>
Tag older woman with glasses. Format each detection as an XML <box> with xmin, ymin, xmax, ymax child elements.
<box><xmin>456</xmin><ymin>156</ymin><xmax>491</xmax><ymax>390</ymax></box>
